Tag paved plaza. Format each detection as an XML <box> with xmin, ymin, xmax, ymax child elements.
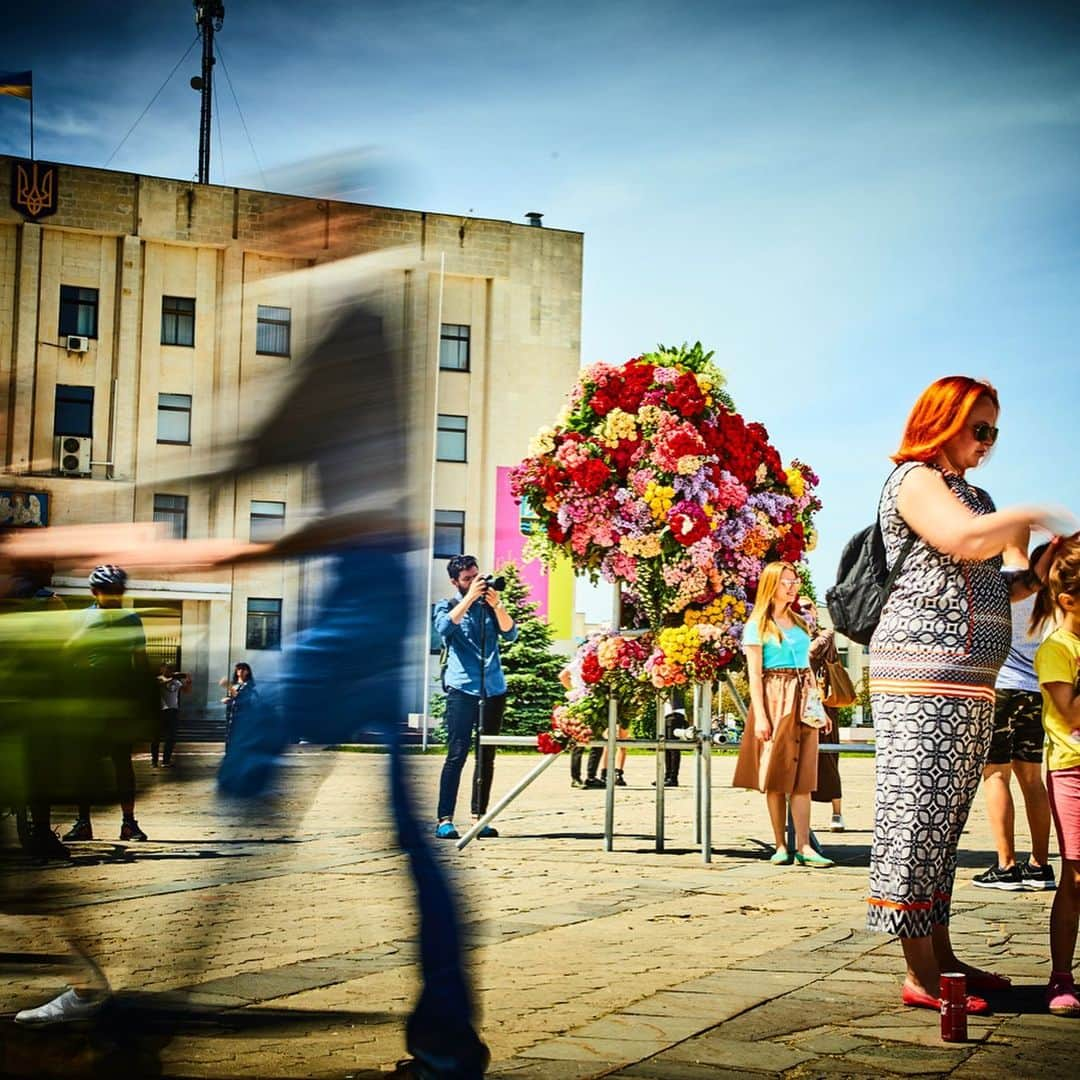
<box><xmin>1</xmin><ymin>745</ymin><xmax>1078</xmax><ymax>1078</ymax></box>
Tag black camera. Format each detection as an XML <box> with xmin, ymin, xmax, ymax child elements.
<box><xmin>480</xmin><ymin>574</ymin><xmax>506</xmax><ymax>592</ymax></box>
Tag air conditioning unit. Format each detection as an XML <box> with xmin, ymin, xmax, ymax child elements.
<box><xmin>65</xmin><ymin>335</ymin><xmax>89</xmax><ymax>352</ymax></box>
<box><xmin>55</xmin><ymin>435</ymin><xmax>92</xmax><ymax>476</ymax></box>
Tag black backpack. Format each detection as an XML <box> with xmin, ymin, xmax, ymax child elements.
<box><xmin>826</xmin><ymin>487</ymin><xmax>916</xmax><ymax>646</ymax></box>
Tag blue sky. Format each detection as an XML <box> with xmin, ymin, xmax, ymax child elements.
<box><xmin>4</xmin><ymin>1</ymin><xmax>1079</xmax><ymax>617</ymax></box>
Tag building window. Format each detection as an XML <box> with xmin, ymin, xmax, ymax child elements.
<box><xmin>153</xmin><ymin>494</ymin><xmax>188</xmax><ymax>539</ymax></box>
<box><xmin>59</xmin><ymin>285</ymin><xmax>99</xmax><ymax>339</ymax></box>
<box><xmin>246</xmin><ymin>598</ymin><xmax>282</xmax><ymax>650</ymax></box>
<box><xmin>433</xmin><ymin>510</ymin><xmax>465</xmax><ymax>559</ymax></box>
<box><xmin>439</xmin><ymin>324</ymin><xmax>470</xmax><ymax>371</ymax></box>
<box><xmin>436</xmin><ymin>414</ymin><xmax>468</xmax><ymax>462</ymax></box>
<box><xmin>250</xmin><ymin>500</ymin><xmax>286</xmax><ymax>542</ymax></box>
<box><xmin>54</xmin><ymin>384</ymin><xmax>94</xmax><ymax>437</ymax></box>
<box><xmin>161</xmin><ymin>296</ymin><xmax>195</xmax><ymax>347</ymax></box>
<box><xmin>157</xmin><ymin>393</ymin><xmax>192</xmax><ymax>444</ymax></box>
<box><xmin>256</xmin><ymin>305</ymin><xmax>291</xmax><ymax>356</ymax></box>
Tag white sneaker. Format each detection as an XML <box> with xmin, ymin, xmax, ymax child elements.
<box><xmin>14</xmin><ymin>988</ymin><xmax>107</xmax><ymax>1026</ymax></box>
<box><xmin>830</xmin><ymin>814</ymin><xmax>846</xmax><ymax>832</ymax></box>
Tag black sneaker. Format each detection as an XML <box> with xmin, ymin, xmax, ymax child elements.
<box><xmin>614</xmin><ymin>769</ymin><xmax>627</xmax><ymax>787</ymax></box>
<box><xmin>28</xmin><ymin>830</ymin><xmax>72</xmax><ymax>861</ymax></box>
<box><xmin>972</xmin><ymin>863</ymin><xmax>1024</xmax><ymax>891</ymax></box>
<box><xmin>63</xmin><ymin>819</ymin><xmax>93</xmax><ymax>842</ymax></box>
<box><xmin>1019</xmin><ymin>859</ymin><xmax>1057</xmax><ymax>891</ymax></box>
<box><xmin>583</xmin><ymin>777</ymin><xmax>604</xmax><ymax>789</ymax></box>
<box><xmin>120</xmin><ymin>818</ymin><xmax>147</xmax><ymax>841</ymax></box>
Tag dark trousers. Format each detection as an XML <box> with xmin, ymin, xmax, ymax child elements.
<box><xmin>151</xmin><ymin>708</ymin><xmax>179</xmax><ymax>765</ymax></box>
<box><xmin>78</xmin><ymin>745</ymin><xmax>135</xmax><ymax>818</ymax></box>
<box><xmin>570</xmin><ymin>745</ymin><xmax>603</xmax><ymax>782</ymax></box>
<box><xmin>437</xmin><ymin>689</ymin><xmax>505</xmax><ymax>820</ymax></box>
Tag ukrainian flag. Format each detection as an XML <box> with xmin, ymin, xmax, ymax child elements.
<box><xmin>0</xmin><ymin>70</ymin><xmax>32</xmax><ymax>100</ymax></box>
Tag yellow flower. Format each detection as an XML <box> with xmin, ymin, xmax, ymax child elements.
<box><xmin>529</xmin><ymin>426</ymin><xmax>557</xmax><ymax>456</ymax></box>
<box><xmin>598</xmin><ymin>408</ymin><xmax>638</xmax><ymax>448</ymax></box>
<box><xmin>676</xmin><ymin>454</ymin><xmax>705</xmax><ymax>476</ymax></box>
<box><xmin>785</xmin><ymin>466</ymin><xmax>805</xmax><ymax>498</ymax></box>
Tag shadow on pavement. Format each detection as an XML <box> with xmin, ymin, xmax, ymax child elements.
<box><xmin>0</xmin><ymin>993</ymin><xmax>399</xmax><ymax>1079</ymax></box>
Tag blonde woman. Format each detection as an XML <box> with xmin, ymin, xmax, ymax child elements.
<box><xmin>732</xmin><ymin>561</ymin><xmax>834</xmax><ymax>867</ymax></box>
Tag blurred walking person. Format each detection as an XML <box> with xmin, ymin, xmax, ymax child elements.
<box><xmin>62</xmin><ymin>565</ymin><xmax>149</xmax><ymax>844</ymax></box>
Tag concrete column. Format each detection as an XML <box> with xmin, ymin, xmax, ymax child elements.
<box><xmin>9</xmin><ymin>222</ymin><xmax>41</xmax><ymax>473</ymax></box>
<box><xmin>112</xmin><ymin>233</ymin><xmax>143</xmax><ymax>481</ymax></box>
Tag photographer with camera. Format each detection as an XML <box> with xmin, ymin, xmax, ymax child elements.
<box><xmin>434</xmin><ymin>554</ymin><xmax>518</xmax><ymax>840</ymax></box>
<box><xmin>152</xmin><ymin>663</ymin><xmax>191</xmax><ymax>768</ymax></box>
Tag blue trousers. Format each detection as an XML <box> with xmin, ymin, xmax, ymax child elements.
<box><xmin>218</xmin><ymin>543</ymin><xmax>485</xmax><ymax>1074</ymax></box>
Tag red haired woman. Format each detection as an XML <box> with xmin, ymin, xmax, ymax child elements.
<box><xmin>868</xmin><ymin>376</ymin><xmax>1076</xmax><ymax>1014</ymax></box>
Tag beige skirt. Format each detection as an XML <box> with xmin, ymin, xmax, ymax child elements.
<box><xmin>732</xmin><ymin>668</ymin><xmax>819</xmax><ymax>795</ymax></box>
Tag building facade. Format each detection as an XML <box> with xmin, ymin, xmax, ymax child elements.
<box><xmin>0</xmin><ymin>157</ymin><xmax>582</xmax><ymax>723</ymax></box>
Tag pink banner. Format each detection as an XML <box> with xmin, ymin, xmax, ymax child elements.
<box><xmin>494</xmin><ymin>465</ymin><xmax>547</xmax><ymax>617</ymax></box>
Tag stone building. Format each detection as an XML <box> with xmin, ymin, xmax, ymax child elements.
<box><xmin>0</xmin><ymin>156</ymin><xmax>582</xmax><ymax>724</ymax></box>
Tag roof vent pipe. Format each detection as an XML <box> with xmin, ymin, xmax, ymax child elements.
<box><xmin>525</xmin><ymin>211</ymin><xmax>543</xmax><ymax>227</ymax></box>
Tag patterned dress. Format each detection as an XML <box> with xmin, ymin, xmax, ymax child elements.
<box><xmin>867</xmin><ymin>462</ymin><xmax>1010</xmax><ymax>938</ymax></box>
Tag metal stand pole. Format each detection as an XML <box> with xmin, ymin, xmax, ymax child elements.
<box><xmin>457</xmin><ymin>750</ymin><xmax>563</xmax><ymax>850</ymax></box>
<box><xmin>693</xmin><ymin>683</ymin><xmax>702</xmax><ymax>846</ymax></box>
<box><xmin>603</xmin><ymin>694</ymin><xmax>617</xmax><ymax>851</ymax></box>
<box><xmin>654</xmin><ymin>693</ymin><xmax>665</xmax><ymax>852</ymax></box>
<box><xmin>701</xmin><ymin>681</ymin><xmax>713</xmax><ymax>864</ymax></box>
<box><xmin>603</xmin><ymin>587</ymin><xmax>622</xmax><ymax>852</ymax></box>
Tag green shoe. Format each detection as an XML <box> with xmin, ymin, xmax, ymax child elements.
<box><xmin>795</xmin><ymin>850</ymin><xmax>835</xmax><ymax>868</ymax></box>
<box><xmin>769</xmin><ymin>847</ymin><xmax>793</xmax><ymax>865</ymax></box>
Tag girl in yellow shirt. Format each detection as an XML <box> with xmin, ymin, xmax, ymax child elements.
<box><xmin>1033</xmin><ymin>536</ymin><xmax>1080</xmax><ymax>1018</ymax></box>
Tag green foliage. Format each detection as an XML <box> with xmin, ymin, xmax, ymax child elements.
<box><xmin>494</xmin><ymin>562</ymin><xmax>568</xmax><ymax>736</ymax></box>
<box><xmin>795</xmin><ymin>564</ymin><xmax>817</xmax><ymax>603</ymax></box>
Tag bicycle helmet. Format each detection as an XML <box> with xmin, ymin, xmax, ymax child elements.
<box><xmin>88</xmin><ymin>564</ymin><xmax>128</xmax><ymax>594</ymax></box>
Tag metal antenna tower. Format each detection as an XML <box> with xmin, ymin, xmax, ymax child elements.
<box><xmin>191</xmin><ymin>1</ymin><xmax>225</xmax><ymax>184</ymax></box>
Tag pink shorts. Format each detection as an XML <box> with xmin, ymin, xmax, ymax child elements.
<box><xmin>1048</xmin><ymin>765</ymin><xmax>1080</xmax><ymax>863</ymax></box>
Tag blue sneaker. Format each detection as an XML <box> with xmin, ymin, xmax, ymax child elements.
<box><xmin>477</xmin><ymin>825</ymin><xmax>499</xmax><ymax>839</ymax></box>
<box><xmin>435</xmin><ymin>821</ymin><xmax>459</xmax><ymax>840</ymax></box>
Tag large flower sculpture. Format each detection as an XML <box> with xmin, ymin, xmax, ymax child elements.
<box><xmin>511</xmin><ymin>343</ymin><xmax>820</xmax><ymax>698</ymax></box>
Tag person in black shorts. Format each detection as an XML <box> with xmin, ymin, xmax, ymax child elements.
<box><xmin>973</xmin><ymin>548</ymin><xmax>1056</xmax><ymax>892</ymax></box>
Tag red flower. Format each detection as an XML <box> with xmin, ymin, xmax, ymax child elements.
<box><xmin>581</xmin><ymin>652</ymin><xmax>604</xmax><ymax>684</ymax></box>
<box><xmin>776</xmin><ymin>522</ymin><xmax>806</xmax><ymax>563</ymax></box>
<box><xmin>571</xmin><ymin>457</ymin><xmax>611</xmax><ymax>494</ymax></box>
<box><xmin>537</xmin><ymin>731</ymin><xmax>564</xmax><ymax>754</ymax></box>
<box><xmin>616</xmin><ymin>361</ymin><xmax>656</xmax><ymax>413</ymax></box>
<box><xmin>667</xmin><ymin>501</ymin><xmax>710</xmax><ymax>546</ymax></box>
<box><xmin>547</xmin><ymin>519</ymin><xmax>569</xmax><ymax>544</ymax></box>
<box><xmin>666</xmin><ymin>371</ymin><xmax>707</xmax><ymax>418</ymax></box>
<box><xmin>608</xmin><ymin>436</ymin><xmax>641</xmax><ymax>475</ymax></box>
<box><xmin>665</xmin><ymin>429</ymin><xmax>706</xmax><ymax>460</ymax></box>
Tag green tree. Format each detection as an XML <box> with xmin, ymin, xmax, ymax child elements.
<box><xmin>495</xmin><ymin>562</ymin><xmax>568</xmax><ymax>736</ymax></box>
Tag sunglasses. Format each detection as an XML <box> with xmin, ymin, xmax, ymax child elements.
<box><xmin>972</xmin><ymin>421</ymin><xmax>999</xmax><ymax>445</ymax></box>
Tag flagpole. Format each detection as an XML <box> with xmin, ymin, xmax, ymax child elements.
<box><xmin>29</xmin><ymin>90</ymin><xmax>34</xmax><ymax>160</ymax></box>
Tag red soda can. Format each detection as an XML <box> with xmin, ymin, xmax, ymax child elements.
<box><xmin>940</xmin><ymin>972</ymin><xmax>967</xmax><ymax>1042</ymax></box>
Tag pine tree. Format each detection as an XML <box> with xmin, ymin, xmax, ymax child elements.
<box><xmin>495</xmin><ymin>562</ymin><xmax>568</xmax><ymax>736</ymax></box>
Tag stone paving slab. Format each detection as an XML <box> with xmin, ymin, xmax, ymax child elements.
<box><xmin>1</xmin><ymin>749</ymin><xmax>1079</xmax><ymax>1077</ymax></box>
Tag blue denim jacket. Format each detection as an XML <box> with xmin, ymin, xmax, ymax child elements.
<box><xmin>433</xmin><ymin>595</ymin><xmax>518</xmax><ymax>698</ymax></box>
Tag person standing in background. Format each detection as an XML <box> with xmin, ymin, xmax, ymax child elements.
<box><xmin>152</xmin><ymin>663</ymin><xmax>189</xmax><ymax>768</ymax></box>
<box><xmin>802</xmin><ymin>597</ymin><xmax>845</xmax><ymax>832</ymax></box>
<box><xmin>972</xmin><ymin>542</ymin><xmax>1055</xmax><ymax>891</ymax></box>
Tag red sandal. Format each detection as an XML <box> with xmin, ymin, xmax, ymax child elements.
<box><xmin>901</xmin><ymin>984</ymin><xmax>990</xmax><ymax>1015</ymax></box>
